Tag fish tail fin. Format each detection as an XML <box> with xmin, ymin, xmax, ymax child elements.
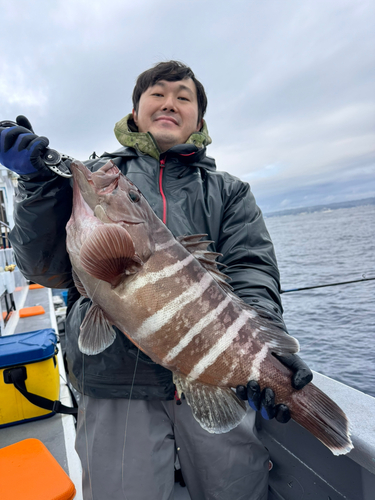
<box><xmin>291</xmin><ymin>383</ymin><xmax>353</xmax><ymax>456</ymax></box>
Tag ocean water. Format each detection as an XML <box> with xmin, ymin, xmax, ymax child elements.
<box><xmin>265</xmin><ymin>204</ymin><xmax>375</xmax><ymax>398</ymax></box>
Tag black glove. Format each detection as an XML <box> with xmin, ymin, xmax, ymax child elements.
<box><xmin>0</xmin><ymin>115</ymin><xmax>49</xmax><ymax>175</ymax></box>
<box><xmin>274</xmin><ymin>353</ymin><xmax>313</xmax><ymax>390</ymax></box>
<box><xmin>236</xmin><ymin>354</ymin><xmax>313</xmax><ymax>424</ymax></box>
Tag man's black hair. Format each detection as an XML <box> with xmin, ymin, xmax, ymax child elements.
<box><xmin>132</xmin><ymin>61</ymin><xmax>207</xmax><ymax>124</ymax></box>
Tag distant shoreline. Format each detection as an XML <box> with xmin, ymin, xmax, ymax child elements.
<box><xmin>264</xmin><ymin>197</ymin><xmax>375</xmax><ymax>218</ymax></box>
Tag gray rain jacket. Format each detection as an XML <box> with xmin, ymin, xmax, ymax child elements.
<box><xmin>10</xmin><ymin>116</ymin><xmax>286</xmax><ymax>400</ymax></box>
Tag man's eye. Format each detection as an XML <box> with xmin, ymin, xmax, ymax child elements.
<box><xmin>152</xmin><ymin>93</ymin><xmax>163</xmax><ymax>97</ymax></box>
<box><xmin>178</xmin><ymin>96</ymin><xmax>189</xmax><ymax>101</ymax></box>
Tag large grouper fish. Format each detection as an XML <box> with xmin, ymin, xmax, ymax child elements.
<box><xmin>66</xmin><ymin>159</ymin><xmax>353</xmax><ymax>456</ymax></box>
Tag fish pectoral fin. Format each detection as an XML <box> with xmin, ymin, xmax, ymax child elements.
<box><xmin>78</xmin><ymin>303</ymin><xmax>116</xmax><ymax>355</ymax></box>
<box><xmin>173</xmin><ymin>373</ymin><xmax>247</xmax><ymax>434</ymax></box>
<box><xmin>80</xmin><ymin>224</ymin><xmax>143</xmax><ymax>287</ymax></box>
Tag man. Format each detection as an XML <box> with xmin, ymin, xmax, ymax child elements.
<box><xmin>0</xmin><ymin>61</ymin><xmax>312</xmax><ymax>499</ymax></box>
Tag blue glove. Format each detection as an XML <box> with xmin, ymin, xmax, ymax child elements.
<box><xmin>0</xmin><ymin>116</ymin><xmax>49</xmax><ymax>175</ymax></box>
<box><xmin>236</xmin><ymin>354</ymin><xmax>313</xmax><ymax>424</ymax></box>
<box><xmin>237</xmin><ymin>381</ymin><xmax>291</xmax><ymax>423</ymax></box>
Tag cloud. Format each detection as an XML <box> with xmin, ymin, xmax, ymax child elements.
<box><xmin>0</xmin><ymin>0</ymin><xmax>374</xmax><ymax>211</ymax></box>
<box><xmin>242</xmin><ymin>163</ymin><xmax>284</xmax><ymax>182</ymax></box>
<box><xmin>0</xmin><ymin>62</ymin><xmax>49</xmax><ymax>109</ymax></box>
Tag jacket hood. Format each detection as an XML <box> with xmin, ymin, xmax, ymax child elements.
<box><xmin>114</xmin><ymin>113</ymin><xmax>212</xmax><ymax>161</ymax></box>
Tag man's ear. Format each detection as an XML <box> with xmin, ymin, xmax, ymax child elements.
<box><xmin>132</xmin><ymin>109</ymin><xmax>138</xmax><ymax>126</ymax></box>
<box><xmin>196</xmin><ymin>119</ymin><xmax>204</xmax><ymax>132</ymax></box>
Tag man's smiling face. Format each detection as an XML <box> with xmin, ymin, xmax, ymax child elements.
<box><xmin>132</xmin><ymin>78</ymin><xmax>203</xmax><ymax>153</ymax></box>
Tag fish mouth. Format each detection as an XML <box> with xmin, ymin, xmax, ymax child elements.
<box><xmin>93</xmin><ymin>204</ymin><xmax>144</xmax><ymax>226</ymax></box>
<box><xmin>71</xmin><ymin>160</ymin><xmax>145</xmax><ymax>225</ymax></box>
<box><xmin>109</xmin><ymin>216</ymin><xmax>144</xmax><ymax>226</ymax></box>
<box><xmin>93</xmin><ymin>179</ymin><xmax>119</xmax><ymax>195</ymax></box>
<box><xmin>71</xmin><ymin>160</ymin><xmax>120</xmax><ymax>195</ymax></box>
<box><xmin>91</xmin><ymin>163</ymin><xmax>121</xmax><ymax>194</ymax></box>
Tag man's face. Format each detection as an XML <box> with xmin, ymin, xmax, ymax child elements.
<box><xmin>132</xmin><ymin>78</ymin><xmax>202</xmax><ymax>153</ymax></box>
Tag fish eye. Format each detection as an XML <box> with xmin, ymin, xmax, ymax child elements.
<box><xmin>128</xmin><ymin>190</ymin><xmax>140</xmax><ymax>203</ymax></box>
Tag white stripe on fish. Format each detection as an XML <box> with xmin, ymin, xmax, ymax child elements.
<box><xmin>188</xmin><ymin>310</ymin><xmax>251</xmax><ymax>380</ymax></box>
<box><xmin>246</xmin><ymin>344</ymin><xmax>269</xmax><ymax>382</ymax></box>
<box><xmin>163</xmin><ymin>295</ymin><xmax>233</xmax><ymax>364</ymax></box>
<box><xmin>135</xmin><ymin>273</ymin><xmax>214</xmax><ymax>339</ymax></box>
<box><xmin>127</xmin><ymin>254</ymin><xmax>195</xmax><ymax>293</ymax></box>
<box><xmin>154</xmin><ymin>240</ymin><xmax>178</xmax><ymax>252</ymax></box>
<box><xmin>219</xmin><ymin>362</ymin><xmax>239</xmax><ymax>386</ymax></box>
<box><xmin>220</xmin><ymin>332</ymin><xmax>268</xmax><ymax>385</ymax></box>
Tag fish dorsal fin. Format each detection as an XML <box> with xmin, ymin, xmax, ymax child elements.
<box><xmin>80</xmin><ymin>224</ymin><xmax>143</xmax><ymax>287</ymax></box>
<box><xmin>173</xmin><ymin>373</ymin><xmax>247</xmax><ymax>433</ymax></box>
<box><xmin>78</xmin><ymin>303</ymin><xmax>116</xmax><ymax>355</ymax></box>
<box><xmin>206</xmin><ymin>267</ymin><xmax>235</xmax><ymax>295</ymax></box>
<box><xmin>72</xmin><ymin>269</ymin><xmax>89</xmax><ymax>298</ymax></box>
<box><xmin>178</xmin><ymin>234</ymin><xmax>235</xmax><ymax>295</ymax></box>
<box><xmin>177</xmin><ymin>234</ymin><xmax>214</xmax><ymax>252</ymax></box>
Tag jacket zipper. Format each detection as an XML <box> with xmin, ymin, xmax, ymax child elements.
<box><xmin>159</xmin><ymin>158</ymin><xmax>167</xmax><ymax>224</ymax></box>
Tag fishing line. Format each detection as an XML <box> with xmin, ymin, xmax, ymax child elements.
<box><xmin>81</xmin><ymin>275</ymin><xmax>100</xmax><ymax>500</ymax></box>
<box><xmin>281</xmin><ymin>276</ymin><xmax>375</xmax><ymax>294</ymax></box>
<box><xmin>88</xmin><ymin>280</ymin><xmax>101</xmax><ymax>302</ymax></box>
<box><xmin>82</xmin><ymin>348</ymin><xmax>94</xmax><ymax>499</ymax></box>
<box><xmin>74</xmin><ymin>286</ymin><xmax>100</xmax><ymax>500</ymax></box>
<box><xmin>121</xmin><ymin>349</ymin><xmax>140</xmax><ymax>499</ymax></box>
<box><xmin>78</xmin><ymin>282</ymin><xmax>113</xmax><ymax>499</ymax></box>
<box><xmin>280</xmin><ymin>276</ymin><xmax>375</xmax><ymax>352</ymax></box>
<box><xmin>283</xmin><ymin>276</ymin><xmax>375</xmax><ymax>351</ymax></box>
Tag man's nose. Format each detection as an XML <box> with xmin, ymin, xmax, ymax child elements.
<box><xmin>161</xmin><ymin>94</ymin><xmax>176</xmax><ymax>112</ymax></box>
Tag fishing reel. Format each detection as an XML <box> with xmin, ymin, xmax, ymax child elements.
<box><xmin>0</xmin><ymin>120</ymin><xmax>73</xmax><ymax>178</ymax></box>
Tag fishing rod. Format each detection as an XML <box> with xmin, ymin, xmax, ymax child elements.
<box><xmin>0</xmin><ymin>220</ymin><xmax>11</xmax><ymax>258</ymax></box>
<box><xmin>281</xmin><ymin>277</ymin><xmax>375</xmax><ymax>294</ymax></box>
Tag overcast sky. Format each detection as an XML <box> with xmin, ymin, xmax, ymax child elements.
<box><xmin>1</xmin><ymin>0</ymin><xmax>374</xmax><ymax>212</ymax></box>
